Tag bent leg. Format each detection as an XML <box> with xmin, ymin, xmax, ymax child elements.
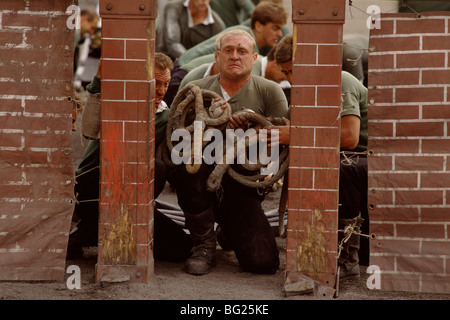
<box><xmin>216</xmin><ymin>177</ymin><xmax>279</xmax><ymax>274</ymax></box>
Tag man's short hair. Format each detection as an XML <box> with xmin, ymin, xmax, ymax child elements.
<box><xmin>250</xmin><ymin>2</ymin><xmax>287</xmax><ymax>29</ymax></box>
<box><xmin>274</xmin><ymin>34</ymin><xmax>293</xmax><ymax>65</ymax></box>
<box><xmin>155</xmin><ymin>52</ymin><xmax>173</xmax><ymax>71</ymax></box>
<box><xmin>216</xmin><ymin>29</ymin><xmax>256</xmax><ymax>53</ymax></box>
<box><xmin>80</xmin><ymin>8</ymin><xmax>99</xmax><ymax>22</ymax></box>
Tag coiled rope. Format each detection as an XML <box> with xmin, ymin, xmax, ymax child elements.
<box><xmin>162</xmin><ymin>84</ymin><xmax>289</xmax><ymax>192</ymax></box>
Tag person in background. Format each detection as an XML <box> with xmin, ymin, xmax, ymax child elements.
<box><xmin>158</xmin><ymin>0</ymin><xmax>225</xmax><ymax>61</ymax></box>
<box><xmin>210</xmin><ymin>0</ymin><xmax>255</xmax><ymax>28</ymax></box>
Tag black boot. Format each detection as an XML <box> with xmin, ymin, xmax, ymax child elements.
<box><xmin>184</xmin><ymin>207</ymin><xmax>216</xmax><ymax>275</ymax></box>
<box><xmin>338</xmin><ymin>217</ymin><xmax>364</xmax><ymax>280</ymax></box>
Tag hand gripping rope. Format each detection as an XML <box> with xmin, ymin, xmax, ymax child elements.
<box><xmin>163</xmin><ymin>84</ymin><xmax>289</xmax><ymax>194</ymax></box>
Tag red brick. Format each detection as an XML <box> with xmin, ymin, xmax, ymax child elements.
<box><xmin>396</xmin><ymin>53</ymin><xmax>445</xmax><ymax>69</ymax></box>
<box><xmin>368</xmin><ymin>54</ymin><xmax>394</xmax><ymax>70</ymax></box>
<box><xmin>369</xmin><ymin>138</ymin><xmax>420</xmax><ymax>154</ymax></box>
<box><xmin>367</xmin><ymin>155</ymin><xmax>393</xmax><ymax>171</ymax></box>
<box><xmin>125</xmin><ymin>81</ymin><xmax>150</xmax><ymax>100</ymax></box>
<box><xmin>396</xmin><ymin>87</ymin><xmax>444</xmax><ymax>103</ymax></box>
<box><xmin>314</xmin><ymin>127</ymin><xmax>339</xmax><ymax>148</ymax></box>
<box><xmin>369</xmin><ymin>222</ymin><xmax>394</xmax><ymax>238</ymax></box>
<box><xmin>126</xmin><ymin>39</ymin><xmax>148</xmax><ymax>60</ymax></box>
<box><xmin>124</xmin><ymin>121</ymin><xmax>152</xmax><ymax>142</ymax></box>
<box><xmin>101</xmin><ymin>18</ymin><xmax>149</xmax><ymax>39</ymax></box>
<box><xmin>316</xmin><ymin>86</ymin><xmax>341</xmax><ymax>107</ymax></box>
<box><xmin>291</xmin><ymin>87</ymin><xmax>315</xmax><ymax>106</ymax></box>
<box><xmin>395</xmin><ymin>190</ymin><xmax>444</xmax><ymax>206</ymax></box>
<box><xmin>421</xmin><ymin>173</ymin><xmax>450</xmax><ymax>188</ymax></box>
<box><xmin>423</xmin><ymin>35</ymin><xmax>450</xmax><ymax>50</ymax></box>
<box><xmin>28</xmin><ymin>0</ymin><xmax>71</xmax><ymax>11</ymax></box>
<box><xmin>1</xmin><ymin>12</ymin><xmax>50</xmax><ymax>29</ymax></box>
<box><xmin>422</xmin><ymin>207</ymin><xmax>450</xmax><ymax>222</ymax></box>
<box><xmin>102</xmin><ymin>101</ymin><xmax>148</xmax><ymax>121</ymax></box>
<box><xmin>369</xmin><ymin>255</ymin><xmax>395</xmax><ymax>272</ymax></box>
<box><xmin>379</xmin><ymin>273</ymin><xmax>420</xmax><ymax>292</ymax></box>
<box><xmin>293</xmin><ymin>65</ymin><xmax>341</xmax><ymax>86</ymax></box>
<box><xmin>422</xmin><ymin>138</ymin><xmax>450</xmax><ymax>153</ymax></box>
<box><xmin>397</xmin><ymin>223</ymin><xmax>445</xmax><ymax>239</ymax></box>
<box><xmin>288</xmin><ymin>189</ymin><xmax>338</xmax><ymax>211</ymax></box>
<box><xmin>396</xmin><ymin>19</ymin><xmax>446</xmax><ymax>34</ymax></box>
<box><xmin>398</xmin><ymin>256</ymin><xmax>444</xmax><ymax>273</ymax></box>
<box><xmin>368</xmin><ymin>121</ymin><xmax>393</xmax><ymax>137</ymax></box>
<box><xmin>368</xmin><ymin>88</ymin><xmax>393</xmax><ymax>104</ymax></box>
<box><xmin>395</xmin><ymin>156</ymin><xmax>444</xmax><ymax>171</ymax></box>
<box><xmin>372</xmin><ymin>239</ymin><xmax>420</xmax><ymax>255</ymax></box>
<box><xmin>423</xmin><ymin>104</ymin><xmax>450</xmax><ymax>119</ymax></box>
<box><xmin>369</xmin><ymin>70</ymin><xmax>420</xmax><ymax>86</ymax></box>
<box><xmin>368</xmin><ymin>105</ymin><xmax>419</xmax><ymax>121</ymax></box>
<box><xmin>368</xmin><ymin>206</ymin><xmax>419</xmax><ymax>222</ymax></box>
<box><xmin>296</xmin><ymin>23</ymin><xmax>342</xmax><ymax>44</ymax></box>
<box><xmin>290</xmin><ymin>107</ymin><xmax>340</xmax><ymax>127</ymax></box>
<box><xmin>287</xmin><ymin>167</ymin><xmax>313</xmax><ymax>189</ymax></box>
<box><xmin>370</xmin><ymin>172</ymin><xmax>418</xmax><ymax>188</ymax></box>
<box><xmin>294</xmin><ymin>44</ymin><xmax>316</xmax><ymax>65</ymax></box>
<box><xmin>0</xmin><ymin>30</ymin><xmax>24</xmax><ymax>45</ymax></box>
<box><xmin>289</xmin><ymin>147</ymin><xmax>339</xmax><ymax>169</ymax></box>
<box><xmin>289</xmin><ymin>127</ymin><xmax>314</xmax><ymax>147</ymax></box>
<box><xmin>422</xmin><ymin>70</ymin><xmax>450</xmax><ymax>85</ymax></box>
<box><xmin>367</xmin><ymin>189</ymin><xmax>393</xmax><ymax>206</ymax></box>
<box><xmin>317</xmin><ymin>44</ymin><xmax>342</xmax><ymax>65</ymax></box>
<box><xmin>101</xmin><ymin>81</ymin><xmax>125</xmax><ymax>100</ymax></box>
<box><xmin>1</xmin><ymin>132</ymin><xmax>23</xmax><ymax>148</ymax></box>
<box><xmin>102</xmin><ymin>60</ymin><xmax>147</xmax><ymax>81</ymax></box>
<box><xmin>101</xmin><ymin>39</ymin><xmax>125</xmax><ymax>59</ymax></box>
<box><xmin>421</xmin><ymin>241</ymin><xmax>450</xmax><ymax>255</ymax></box>
<box><xmin>370</xmin><ymin>19</ymin><xmax>393</xmax><ymax>36</ymax></box>
<box><xmin>396</xmin><ymin>121</ymin><xmax>444</xmax><ymax>137</ymax></box>
<box><xmin>369</xmin><ymin>36</ymin><xmax>420</xmax><ymax>52</ymax></box>
<box><xmin>314</xmin><ymin>168</ymin><xmax>339</xmax><ymax>190</ymax></box>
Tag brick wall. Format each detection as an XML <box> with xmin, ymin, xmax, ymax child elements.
<box><xmin>95</xmin><ymin>0</ymin><xmax>157</xmax><ymax>283</ymax></box>
<box><xmin>0</xmin><ymin>0</ymin><xmax>75</xmax><ymax>280</ymax></box>
<box><xmin>368</xmin><ymin>12</ymin><xmax>450</xmax><ymax>293</ymax></box>
<box><xmin>284</xmin><ymin>0</ymin><xmax>345</xmax><ymax>297</ymax></box>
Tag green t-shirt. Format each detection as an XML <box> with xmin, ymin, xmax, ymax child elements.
<box><xmin>188</xmin><ymin>74</ymin><xmax>289</xmax><ymax>118</ymax></box>
<box><xmin>340</xmin><ymin>71</ymin><xmax>368</xmax><ymax>152</ymax></box>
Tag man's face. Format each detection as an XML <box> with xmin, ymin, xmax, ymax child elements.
<box><xmin>217</xmin><ymin>33</ymin><xmax>257</xmax><ymax>81</ymax></box>
<box><xmin>80</xmin><ymin>17</ymin><xmax>98</xmax><ymax>37</ymax></box>
<box><xmin>155</xmin><ymin>67</ymin><xmax>171</xmax><ymax>106</ymax></box>
<box><xmin>191</xmin><ymin>0</ymin><xmax>209</xmax><ymax>11</ymax></box>
<box><xmin>258</xmin><ymin>22</ymin><xmax>283</xmax><ymax>48</ymax></box>
<box><xmin>265</xmin><ymin>60</ymin><xmax>286</xmax><ymax>83</ymax></box>
<box><xmin>279</xmin><ymin>60</ymin><xmax>293</xmax><ymax>85</ymax></box>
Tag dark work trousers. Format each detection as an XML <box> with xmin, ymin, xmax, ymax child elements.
<box><xmin>168</xmin><ymin>163</ymin><xmax>280</xmax><ymax>274</ymax></box>
<box><xmin>338</xmin><ymin>154</ymin><xmax>369</xmax><ymax>265</ymax></box>
<box><xmin>72</xmin><ymin>140</ymin><xmax>192</xmax><ymax>262</ymax></box>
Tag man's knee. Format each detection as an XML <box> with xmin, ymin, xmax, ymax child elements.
<box><xmin>239</xmin><ymin>250</ymin><xmax>280</xmax><ymax>274</ymax></box>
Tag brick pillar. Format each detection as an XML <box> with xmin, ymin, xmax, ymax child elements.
<box><xmin>368</xmin><ymin>12</ymin><xmax>450</xmax><ymax>294</ymax></box>
<box><xmin>96</xmin><ymin>0</ymin><xmax>157</xmax><ymax>283</ymax></box>
<box><xmin>284</xmin><ymin>0</ymin><xmax>345</xmax><ymax>297</ymax></box>
<box><xmin>0</xmin><ymin>0</ymin><xmax>74</xmax><ymax>280</ymax></box>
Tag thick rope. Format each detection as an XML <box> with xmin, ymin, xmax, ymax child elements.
<box><xmin>165</xmin><ymin>84</ymin><xmax>289</xmax><ymax>191</ymax></box>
